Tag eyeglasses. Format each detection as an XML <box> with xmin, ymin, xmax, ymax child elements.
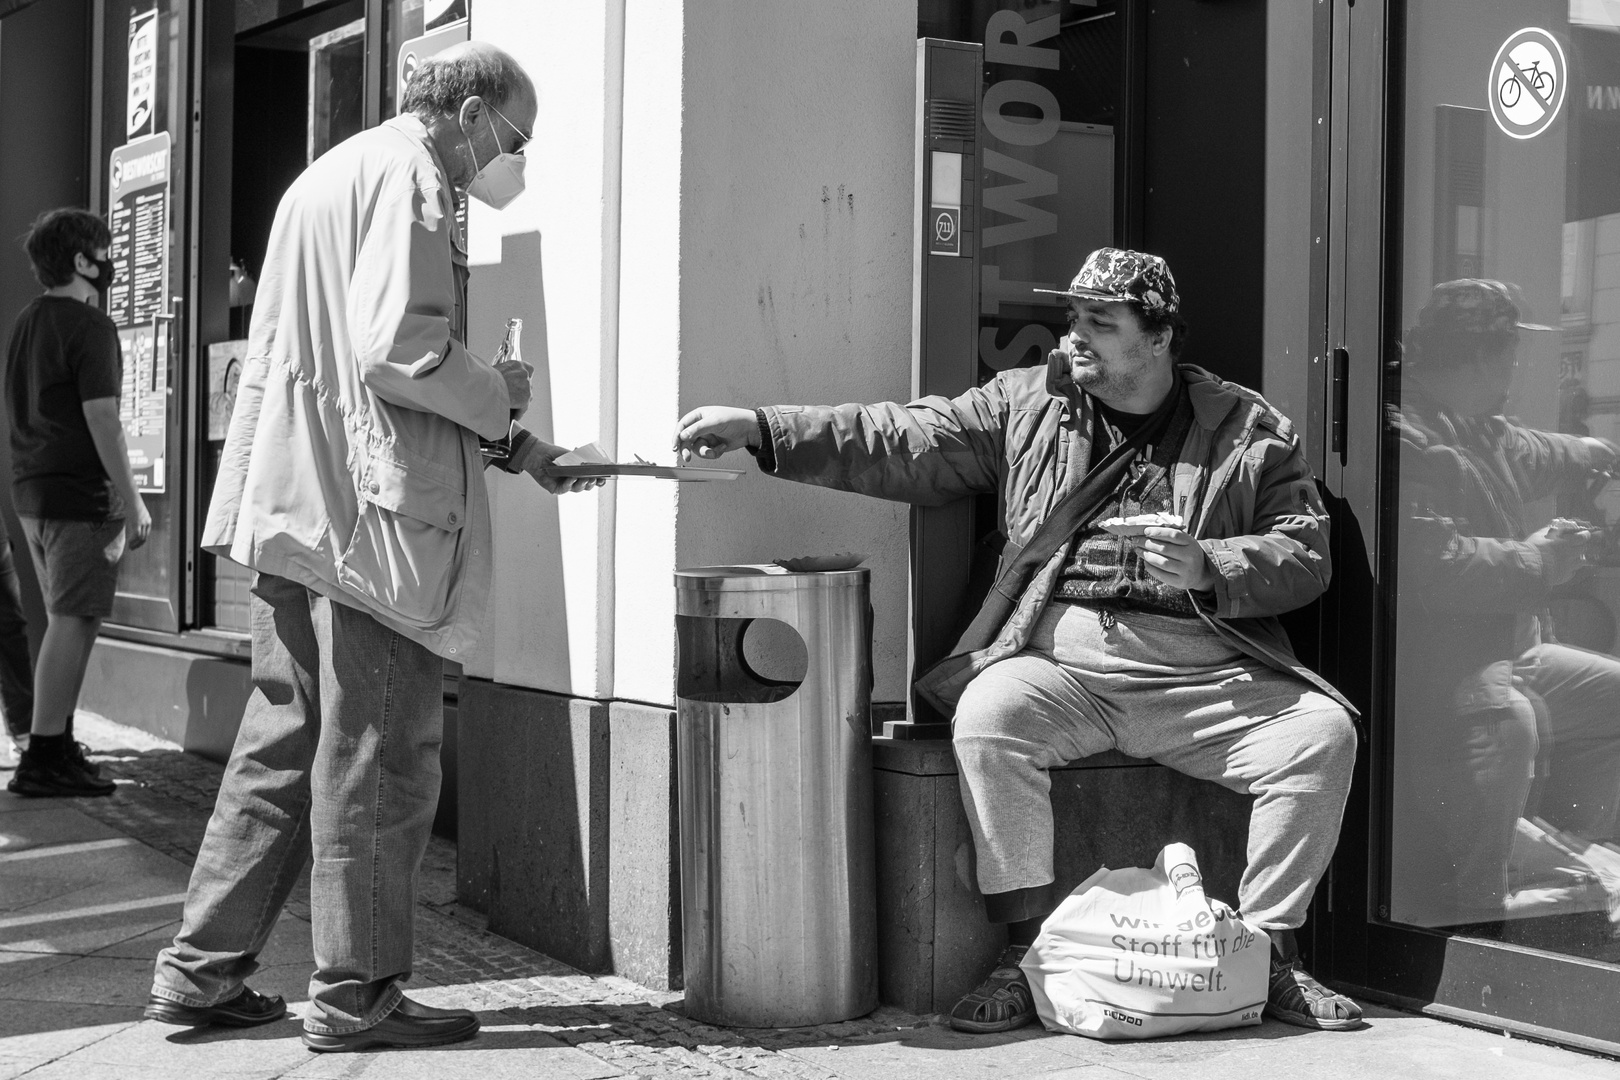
<box><xmin>486</xmin><ymin>101</ymin><xmax>532</xmax><ymax>156</ymax></box>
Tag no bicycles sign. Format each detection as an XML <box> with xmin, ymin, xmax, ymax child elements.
<box><xmin>1489</xmin><ymin>27</ymin><xmax>1567</xmax><ymax>140</ymax></box>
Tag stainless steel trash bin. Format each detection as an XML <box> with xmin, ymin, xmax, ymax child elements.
<box><xmin>674</xmin><ymin>564</ymin><xmax>878</xmax><ymax>1027</ymax></box>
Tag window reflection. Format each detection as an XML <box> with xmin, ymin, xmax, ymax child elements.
<box><xmin>1389</xmin><ymin>1</ymin><xmax>1620</xmax><ymax>963</ymax></box>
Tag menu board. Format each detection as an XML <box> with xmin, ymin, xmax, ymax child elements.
<box><xmin>118</xmin><ymin>325</ymin><xmax>168</xmax><ymax>492</ymax></box>
<box><xmin>107</xmin><ymin>131</ymin><xmax>171</xmax><ymax>492</ymax></box>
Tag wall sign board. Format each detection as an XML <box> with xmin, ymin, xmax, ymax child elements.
<box><xmin>108</xmin><ymin>131</ymin><xmax>172</xmax><ymax>492</ymax></box>
<box><xmin>126</xmin><ymin>6</ymin><xmax>156</xmax><ymax>138</ymax></box>
<box><xmin>395</xmin><ymin>18</ymin><xmax>469</xmax><ymax>112</ymax></box>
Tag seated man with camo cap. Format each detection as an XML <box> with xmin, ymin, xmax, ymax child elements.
<box><xmin>673</xmin><ymin>248</ymin><xmax>1364</xmax><ymax>1033</ymax></box>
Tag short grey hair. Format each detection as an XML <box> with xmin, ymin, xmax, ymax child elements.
<box><xmin>401</xmin><ymin>47</ymin><xmax>531</xmax><ymax>117</ymax></box>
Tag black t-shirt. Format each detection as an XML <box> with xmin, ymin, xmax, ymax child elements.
<box><xmin>1091</xmin><ymin>397</ymin><xmax>1155</xmax><ymax>451</ymax></box>
<box><xmin>5</xmin><ymin>296</ymin><xmax>124</xmax><ymax>519</ymax></box>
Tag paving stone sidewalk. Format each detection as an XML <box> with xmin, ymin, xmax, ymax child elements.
<box><xmin>2</xmin><ymin>713</ymin><xmax>1619</xmax><ymax>1080</ymax></box>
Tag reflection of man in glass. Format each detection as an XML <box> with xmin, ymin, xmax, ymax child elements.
<box><xmin>1394</xmin><ymin>279</ymin><xmax>1620</xmax><ymax>927</ymax></box>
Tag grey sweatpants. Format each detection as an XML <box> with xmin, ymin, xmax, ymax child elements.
<box><xmin>953</xmin><ymin>603</ymin><xmax>1357</xmax><ymax>930</ymax></box>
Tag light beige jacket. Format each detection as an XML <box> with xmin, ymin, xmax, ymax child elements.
<box><xmin>203</xmin><ymin>114</ymin><xmax>510</xmax><ymax>662</ymax></box>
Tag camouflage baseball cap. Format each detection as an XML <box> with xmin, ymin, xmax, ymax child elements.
<box><xmin>1033</xmin><ymin>247</ymin><xmax>1179</xmax><ymax>318</ymax></box>
<box><xmin>1415</xmin><ymin>279</ymin><xmax>1556</xmax><ymax>336</ymax></box>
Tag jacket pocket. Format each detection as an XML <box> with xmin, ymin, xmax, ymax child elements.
<box><xmin>335</xmin><ymin>451</ymin><xmax>467</xmax><ymax>626</ymax></box>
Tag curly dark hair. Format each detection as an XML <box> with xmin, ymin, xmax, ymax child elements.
<box><xmin>1138</xmin><ymin>306</ymin><xmax>1188</xmax><ymax>361</ymax></box>
<box><xmin>400</xmin><ymin>47</ymin><xmax>532</xmax><ymax>118</ymax></box>
<box><xmin>22</xmin><ymin>208</ymin><xmax>111</xmax><ymax>289</ymax></box>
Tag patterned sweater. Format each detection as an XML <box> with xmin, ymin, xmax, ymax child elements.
<box><xmin>1054</xmin><ymin>388</ymin><xmax>1197</xmax><ymax>616</ymax></box>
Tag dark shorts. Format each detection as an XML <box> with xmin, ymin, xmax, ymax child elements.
<box><xmin>20</xmin><ymin>517</ymin><xmax>125</xmax><ymax>618</ymax></box>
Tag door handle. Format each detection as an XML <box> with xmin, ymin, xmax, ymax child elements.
<box><xmin>151</xmin><ymin>295</ymin><xmax>182</xmax><ymax>392</ymax></box>
<box><xmin>1331</xmin><ymin>346</ymin><xmax>1349</xmax><ymax>464</ymax></box>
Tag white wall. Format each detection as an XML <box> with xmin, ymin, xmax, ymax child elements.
<box><xmin>467</xmin><ymin>1</ymin><xmax>617</xmax><ymax>695</ymax></box>
<box><xmin>608</xmin><ymin>0</ymin><xmax>686</xmax><ymax>706</ymax></box>
<box><xmin>665</xmin><ymin>0</ymin><xmax>917</xmax><ymax>704</ymax></box>
<box><xmin>474</xmin><ymin>0</ymin><xmax>917</xmax><ymax>707</ymax></box>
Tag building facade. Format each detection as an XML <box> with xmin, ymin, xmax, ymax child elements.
<box><xmin>1</xmin><ymin>0</ymin><xmax>1616</xmax><ymax>1053</ymax></box>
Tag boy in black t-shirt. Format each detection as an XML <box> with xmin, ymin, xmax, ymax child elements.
<box><xmin>4</xmin><ymin>208</ymin><xmax>150</xmax><ymax>797</ymax></box>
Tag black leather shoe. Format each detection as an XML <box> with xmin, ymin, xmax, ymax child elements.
<box><xmin>301</xmin><ymin>995</ymin><xmax>480</xmax><ymax>1053</ymax></box>
<box><xmin>144</xmin><ymin>986</ymin><xmax>287</xmax><ymax>1027</ymax></box>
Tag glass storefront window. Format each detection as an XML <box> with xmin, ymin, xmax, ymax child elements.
<box><xmin>1387</xmin><ymin>0</ymin><xmax>1620</xmax><ymax>964</ymax></box>
<box><xmin>309</xmin><ymin>19</ymin><xmax>367</xmax><ymax>163</ymax></box>
<box><xmin>969</xmin><ymin>1</ymin><xmax>1120</xmax><ymax>383</ymax></box>
<box><xmin>100</xmin><ymin>0</ymin><xmax>184</xmax><ymax>629</ymax></box>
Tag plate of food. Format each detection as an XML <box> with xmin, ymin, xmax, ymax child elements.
<box><xmin>772</xmin><ymin>552</ymin><xmax>868</xmax><ymax>573</ymax></box>
<box><xmin>536</xmin><ymin>462</ymin><xmax>744</xmax><ymax>481</ymax></box>
<box><xmin>536</xmin><ymin>443</ymin><xmax>743</xmax><ymax>482</ymax></box>
<box><xmin>1098</xmin><ymin>511</ymin><xmax>1184</xmax><ymax>537</ymax></box>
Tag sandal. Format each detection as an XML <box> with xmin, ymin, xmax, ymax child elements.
<box><xmin>1266</xmin><ymin>942</ymin><xmax>1365</xmax><ymax>1031</ymax></box>
<box><xmin>949</xmin><ymin>945</ymin><xmax>1037</xmax><ymax>1034</ymax></box>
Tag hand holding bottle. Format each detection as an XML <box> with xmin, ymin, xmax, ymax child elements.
<box><xmin>482</xmin><ymin>317</ymin><xmax>527</xmax><ymax>461</ymax></box>
<box><xmin>496</xmin><ymin>357</ymin><xmax>533</xmax><ymax>421</ymax></box>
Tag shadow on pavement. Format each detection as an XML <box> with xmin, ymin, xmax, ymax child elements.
<box><xmin>158</xmin><ymin>1016</ymin><xmax>304</xmax><ymax>1044</ymax></box>
<box><xmin>498</xmin><ymin>1000</ymin><xmax>1323</xmax><ymax>1054</ymax></box>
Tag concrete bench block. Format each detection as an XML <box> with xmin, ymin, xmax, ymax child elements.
<box><xmin>872</xmin><ymin>736</ymin><xmax>1253</xmax><ymax>1015</ymax></box>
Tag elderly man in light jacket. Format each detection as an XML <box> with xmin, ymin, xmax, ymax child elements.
<box><xmin>148</xmin><ymin>43</ymin><xmax>593</xmax><ymax>1052</ymax></box>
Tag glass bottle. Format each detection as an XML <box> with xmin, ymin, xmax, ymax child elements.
<box><xmin>479</xmin><ymin>316</ymin><xmax>522</xmax><ymax>462</ymax></box>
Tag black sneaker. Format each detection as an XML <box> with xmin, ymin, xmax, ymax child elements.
<box><xmin>63</xmin><ymin>738</ymin><xmax>102</xmax><ymax>779</ymax></box>
<box><xmin>6</xmin><ymin>749</ymin><xmax>115</xmax><ymax>797</ymax></box>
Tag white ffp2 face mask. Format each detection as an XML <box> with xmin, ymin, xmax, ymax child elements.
<box><xmin>464</xmin><ymin>103</ymin><xmax>529</xmax><ymax>210</ymax></box>
<box><xmin>466</xmin><ymin>150</ymin><xmax>526</xmax><ymax>210</ymax></box>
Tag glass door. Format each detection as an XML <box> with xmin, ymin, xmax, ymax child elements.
<box><xmin>97</xmin><ymin>0</ymin><xmax>194</xmax><ymax>630</ymax></box>
<box><xmin>1321</xmin><ymin>0</ymin><xmax>1620</xmax><ymax>1052</ymax></box>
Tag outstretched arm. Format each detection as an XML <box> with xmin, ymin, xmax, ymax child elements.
<box><xmin>672</xmin><ymin>380</ymin><xmax>1012</xmax><ymax>506</ymax></box>
<box><xmin>673</xmin><ymin>406</ymin><xmax>759</xmax><ymax>462</ymax></box>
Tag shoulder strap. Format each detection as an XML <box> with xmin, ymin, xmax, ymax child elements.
<box><xmin>950</xmin><ymin>382</ymin><xmax>1184</xmax><ymax>653</ymax></box>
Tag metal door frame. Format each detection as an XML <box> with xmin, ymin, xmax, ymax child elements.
<box><xmin>1314</xmin><ymin>0</ymin><xmax>1620</xmax><ymax>1054</ymax></box>
<box><xmin>92</xmin><ymin>0</ymin><xmax>198</xmax><ymax>632</ymax></box>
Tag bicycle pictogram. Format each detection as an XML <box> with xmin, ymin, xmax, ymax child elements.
<box><xmin>1499</xmin><ymin>58</ymin><xmax>1554</xmax><ymax>109</ymax></box>
<box><xmin>1488</xmin><ymin>28</ymin><xmax>1567</xmax><ymax>140</ymax></box>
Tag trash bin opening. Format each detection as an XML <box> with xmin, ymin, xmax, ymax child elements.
<box><xmin>676</xmin><ymin>615</ymin><xmax>806</xmax><ymax>704</ymax></box>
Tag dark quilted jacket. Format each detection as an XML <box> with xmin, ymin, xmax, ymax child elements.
<box><xmin>759</xmin><ymin>363</ymin><xmax>1352</xmax><ymax>715</ymax></box>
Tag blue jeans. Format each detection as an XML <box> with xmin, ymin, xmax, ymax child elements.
<box><xmin>151</xmin><ymin>572</ymin><xmax>444</xmax><ymax>1034</ymax></box>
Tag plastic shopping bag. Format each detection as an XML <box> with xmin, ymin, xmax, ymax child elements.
<box><xmin>1020</xmin><ymin>842</ymin><xmax>1271</xmax><ymax>1039</ymax></box>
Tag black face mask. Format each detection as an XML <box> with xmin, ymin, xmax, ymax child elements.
<box><xmin>80</xmin><ymin>256</ymin><xmax>116</xmax><ymax>297</ymax></box>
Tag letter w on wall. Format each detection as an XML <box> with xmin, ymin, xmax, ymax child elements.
<box><xmin>982</xmin><ymin>149</ymin><xmax>1057</xmax><ymax>248</ymax></box>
